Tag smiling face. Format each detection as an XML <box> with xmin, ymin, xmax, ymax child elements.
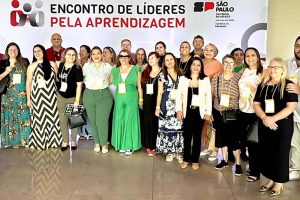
<box><xmin>268</xmin><ymin>60</ymin><xmax>284</xmax><ymax>81</ymax></box>
<box><xmin>245</xmin><ymin>49</ymin><xmax>258</xmax><ymax>68</ymax></box>
<box><xmin>91</xmin><ymin>49</ymin><xmax>102</xmax><ymax>63</ymax></box>
<box><xmin>118</xmin><ymin>52</ymin><xmax>130</xmax><ymax>66</ymax></box>
<box><xmin>7</xmin><ymin>45</ymin><xmax>18</xmax><ymax>59</ymax></box>
<box><xmin>33</xmin><ymin>47</ymin><xmax>43</xmax><ymax>61</ymax></box>
<box><xmin>223</xmin><ymin>57</ymin><xmax>235</xmax><ymax>73</ymax></box>
<box><xmin>65</xmin><ymin>49</ymin><xmax>76</xmax><ymax>64</ymax></box>
<box><xmin>190</xmin><ymin>59</ymin><xmax>201</xmax><ymax>75</ymax></box>
<box><xmin>51</xmin><ymin>34</ymin><xmax>62</xmax><ymax>48</ymax></box>
<box><xmin>121</xmin><ymin>40</ymin><xmax>131</xmax><ymax>51</ymax></box>
<box><xmin>102</xmin><ymin>48</ymin><xmax>113</xmax><ymax>62</ymax></box>
<box><xmin>193</xmin><ymin>38</ymin><xmax>204</xmax><ymax>50</ymax></box>
<box><xmin>233</xmin><ymin>50</ymin><xmax>244</xmax><ymax>65</ymax></box>
<box><xmin>294</xmin><ymin>38</ymin><xmax>300</xmax><ymax>60</ymax></box>
<box><xmin>155</xmin><ymin>43</ymin><xmax>166</xmax><ymax>56</ymax></box>
<box><xmin>136</xmin><ymin>49</ymin><xmax>145</xmax><ymax>64</ymax></box>
<box><xmin>80</xmin><ymin>47</ymin><xmax>89</xmax><ymax>60</ymax></box>
<box><xmin>204</xmin><ymin>45</ymin><xmax>216</xmax><ymax>60</ymax></box>
<box><xmin>148</xmin><ymin>54</ymin><xmax>159</xmax><ymax>67</ymax></box>
<box><xmin>164</xmin><ymin>54</ymin><xmax>175</xmax><ymax>69</ymax></box>
<box><xmin>180</xmin><ymin>42</ymin><xmax>191</xmax><ymax>56</ymax></box>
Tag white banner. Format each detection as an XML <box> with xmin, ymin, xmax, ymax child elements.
<box><xmin>0</xmin><ymin>0</ymin><xmax>268</xmax><ymax>60</ymax></box>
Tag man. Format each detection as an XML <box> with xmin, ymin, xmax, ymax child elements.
<box><xmin>121</xmin><ymin>39</ymin><xmax>136</xmax><ymax>64</ymax></box>
<box><xmin>46</xmin><ymin>33</ymin><xmax>65</xmax><ymax>63</ymax></box>
<box><xmin>286</xmin><ymin>36</ymin><xmax>300</xmax><ymax>181</ymax></box>
<box><xmin>190</xmin><ymin>35</ymin><xmax>204</xmax><ymax>59</ymax></box>
<box><xmin>0</xmin><ymin>53</ymin><xmax>4</xmax><ymax>60</ymax></box>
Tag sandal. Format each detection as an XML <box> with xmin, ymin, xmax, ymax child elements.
<box><xmin>246</xmin><ymin>176</ymin><xmax>259</xmax><ymax>182</ymax></box>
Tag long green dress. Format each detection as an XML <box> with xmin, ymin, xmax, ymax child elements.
<box><xmin>111</xmin><ymin>66</ymin><xmax>141</xmax><ymax>151</ymax></box>
<box><xmin>1</xmin><ymin>61</ymin><xmax>31</xmax><ymax>148</ymax></box>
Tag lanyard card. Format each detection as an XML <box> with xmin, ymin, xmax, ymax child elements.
<box><xmin>191</xmin><ymin>94</ymin><xmax>200</xmax><ymax>107</ymax></box>
<box><xmin>37</xmin><ymin>76</ymin><xmax>46</xmax><ymax>89</ymax></box>
<box><xmin>60</xmin><ymin>81</ymin><xmax>68</xmax><ymax>92</ymax></box>
<box><xmin>13</xmin><ymin>74</ymin><xmax>21</xmax><ymax>84</ymax></box>
<box><xmin>118</xmin><ymin>82</ymin><xmax>126</xmax><ymax>94</ymax></box>
<box><xmin>265</xmin><ymin>99</ymin><xmax>275</xmax><ymax>113</ymax></box>
<box><xmin>220</xmin><ymin>93</ymin><xmax>230</xmax><ymax>108</ymax></box>
<box><xmin>146</xmin><ymin>83</ymin><xmax>153</xmax><ymax>95</ymax></box>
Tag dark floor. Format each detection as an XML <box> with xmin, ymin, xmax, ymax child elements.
<box><xmin>0</xmin><ymin>140</ymin><xmax>299</xmax><ymax>200</ymax></box>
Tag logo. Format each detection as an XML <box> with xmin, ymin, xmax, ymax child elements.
<box><xmin>194</xmin><ymin>2</ymin><xmax>215</xmax><ymax>12</ymax></box>
<box><xmin>10</xmin><ymin>0</ymin><xmax>44</xmax><ymax>27</ymax></box>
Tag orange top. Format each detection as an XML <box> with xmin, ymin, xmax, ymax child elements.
<box><xmin>203</xmin><ymin>59</ymin><xmax>223</xmax><ymax>80</ymax></box>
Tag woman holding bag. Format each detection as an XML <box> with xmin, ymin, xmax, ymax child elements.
<box><xmin>176</xmin><ymin>57</ymin><xmax>212</xmax><ymax>170</ymax></box>
<box><xmin>56</xmin><ymin>47</ymin><xmax>83</xmax><ymax>151</ymax></box>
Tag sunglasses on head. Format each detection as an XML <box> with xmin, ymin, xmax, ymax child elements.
<box><xmin>119</xmin><ymin>55</ymin><xmax>130</xmax><ymax>58</ymax></box>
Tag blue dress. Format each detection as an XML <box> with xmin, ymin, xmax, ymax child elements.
<box><xmin>1</xmin><ymin>63</ymin><xmax>31</xmax><ymax>148</ymax></box>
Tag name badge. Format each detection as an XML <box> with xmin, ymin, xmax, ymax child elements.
<box><xmin>191</xmin><ymin>94</ymin><xmax>200</xmax><ymax>107</ymax></box>
<box><xmin>220</xmin><ymin>94</ymin><xmax>230</xmax><ymax>108</ymax></box>
<box><xmin>289</xmin><ymin>76</ymin><xmax>298</xmax><ymax>84</ymax></box>
<box><xmin>118</xmin><ymin>83</ymin><xmax>126</xmax><ymax>94</ymax></box>
<box><xmin>37</xmin><ymin>78</ymin><xmax>46</xmax><ymax>89</ymax></box>
<box><xmin>13</xmin><ymin>74</ymin><xmax>21</xmax><ymax>84</ymax></box>
<box><xmin>169</xmin><ymin>89</ymin><xmax>178</xmax><ymax>100</ymax></box>
<box><xmin>146</xmin><ymin>83</ymin><xmax>153</xmax><ymax>94</ymax></box>
<box><xmin>95</xmin><ymin>77</ymin><xmax>104</xmax><ymax>89</ymax></box>
<box><xmin>60</xmin><ymin>81</ymin><xmax>68</xmax><ymax>92</ymax></box>
<box><xmin>241</xmin><ymin>87</ymin><xmax>251</xmax><ymax>98</ymax></box>
<box><xmin>265</xmin><ymin>99</ymin><xmax>275</xmax><ymax>113</ymax></box>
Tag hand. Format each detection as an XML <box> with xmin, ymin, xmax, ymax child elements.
<box><xmin>27</xmin><ymin>99</ymin><xmax>32</xmax><ymax>107</ymax></box>
<box><xmin>286</xmin><ymin>83</ymin><xmax>300</xmax><ymax>94</ymax></box>
<box><xmin>155</xmin><ymin>108</ymin><xmax>161</xmax><ymax>117</ymax></box>
<box><xmin>263</xmin><ymin>116</ymin><xmax>278</xmax><ymax>130</ymax></box>
<box><xmin>177</xmin><ymin>111</ymin><xmax>183</xmax><ymax>121</ymax></box>
<box><xmin>5</xmin><ymin>66</ymin><xmax>13</xmax><ymax>73</ymax></box>
<box><xmin>245</xmin><ymin>83</ymin><xmax>256</xmax><ymax>93</ymax></box>
<box><xmin>204</xmin><ymin>114</ymin><xmax>212</xmax><ymax>122</ymax></box>
<box><xmin>74</xmin><ymin>101</ymin><xmax>79</xmax><ymax>107</ymax></box>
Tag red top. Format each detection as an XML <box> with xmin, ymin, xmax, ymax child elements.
<box><xmin>46</xmin><ymin>47</ymin><xmax>65</xmax><ymax>62</ymax></box>
<box><xmin>0</xmin><ymin>53</ymin><xmax>4</xmax><ymax>61</ymax></box>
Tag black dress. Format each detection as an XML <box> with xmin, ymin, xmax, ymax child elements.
<box><xmin>141</xmin><ymin>76</ymin><xmax>159</xmax><ymax>150</ymax></box>
<box><xmin>254</xmin><ymin>80</ymin><xmax>298</xmax><ymax>182</ymax></box>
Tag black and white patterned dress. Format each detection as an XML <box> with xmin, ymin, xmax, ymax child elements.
<box><xmin>156</xmin><ymin>73</ymin><xmax>183</xmax><ymax>154</ymax></box>
<box><xmin>29</xmin><ymin>64</ymin><xmax>62</xmax><ymax>150</ymax></box>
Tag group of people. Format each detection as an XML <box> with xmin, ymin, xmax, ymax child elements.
<box><xmin>0</xmin><ymin>33</ymin><xmax>299</xmax><ymax>196</ymax></box>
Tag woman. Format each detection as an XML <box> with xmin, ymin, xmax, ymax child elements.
<box><xmin>141</xmin><ymin>52</ymin><xmax>161</xmax><ymax>156</ymax></box>
<box><xmin>26</xmin><ymin>44</ymin><xmax>62</xmax><ymax>150</ymax></box>
<box><xmin>110</xmin><ymin>49</ymin><xmax>142</xmax><ymax>155</ymax></box>
<box><xmin>0</xmin><ymin>42</ymin><xmax>30</xmax><ymax>148</ymax></box>
<box><xmin>135</xmin><ymin>48</ymin><xmax>147</xmax><ymax>72</ymax></box>
<box><xmin>239</xmin><ymin>47</ymin><xmax>265</xmax><ymax>181</ymax></box>
<box><xmin>83</xmin><ymin>46</ymin><xmax>113</xmax><ymax>153</ymax></box>
<box><xmin>200</xmin><ymin>43</ymin><xmax>223</xmax><ymax>161</ymax></box>
<box><xmin>79</xmin><ymin>45</ymin><xmax>91</xmax><ymax>67</ymax></box>
<box><xmin>155</xmin><ymin>41</ymin><xmax>166</xmax><ymax>64</ymax></box>
<box><xmin>103</xmin><ymin>46</ymin><xmax>117</xmax><ymax>67</ymax></box>
<box><xmin>57</xmin><ymin>47</ymin><xmax>83</xmax><ymax>151</ymax></box>
<box><xmin>176</xmin><ymin>57</ymin><xmax>212</xmax><ymax>170</ymax></box>
<box><xmin>211</xmin><ymin>54</ymin><xmax>243</xmax><ymax>176</ymax></box>
<box><xmin>177</xmin><ymin>41</ymin><xmax>192</xmax><ymax>75</ymax></box>
<box><xmin>230</xmin><ymin>48</ymin><xmax>244</xmax><ymax>73</ymax></box>
<box><xmin>254</xmin><ymin>57</ymin><xmax>297</xmax><ymax>196</ymax></box>
<box><xmin>155</xmin><ymin>52</ymin><xmax>183</xmax><ymax>162</ymax></box>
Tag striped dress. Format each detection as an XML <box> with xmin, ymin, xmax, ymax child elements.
<box><xmin>29</xmin><ymin>64</ymin><xmax>62</xmax><ymax>150</ymax></box>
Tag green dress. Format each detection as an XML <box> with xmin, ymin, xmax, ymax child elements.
<box><xmin>1</xmin><ymin>63</ymin><xmax>31</xmax><ymax>148</ymax></box>
<box><xmin>111</xmin><ymin>66</ymin><xmax>141</xmax><ymax>151</ymax></box>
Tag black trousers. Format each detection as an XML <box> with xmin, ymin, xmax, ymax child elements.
<box><xmin>183</xmin><ymin>108</ymin><xmax>204</xmax><ymax>163</ymax></box>
<box><xmin>248</xmin><ymin>141</ymin><xmax>260</xmax><ymax>178</ymax></box>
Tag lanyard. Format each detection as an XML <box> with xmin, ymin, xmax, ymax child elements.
<box><xmin>179</xmin><ymin>59</ymin><xmax>189</xmax><ymax>72</ymax></box>
<box><xmin>221</xmin><ymin>74</ymin><xmax>233</xmax><ymax>95</ymax></box>
<box><xmin>262</xmin><ymin>83</ymin><xmax>278</xmax><ymax>100</ymax></box>
<box><xmin>60</xmin><ymin>65</ymin><xmax>72</xmax><ymax>82</ymax></box>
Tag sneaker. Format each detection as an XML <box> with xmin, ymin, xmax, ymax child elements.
<box><xmin>289</xmin><ymin>171</ymin><xmax>300</xmax><ymax>181</ymax></box>
<box><xmin>148</xmin><ymin>150</ymin><xmax>156</xmax><ymax>157</ymax></box>
<box><xmin>166</xmin><ymin>154</ymin><xmax>174</xmax><ymax>162</ymax></box>
<box><xmin>235</xmin><ymin>164</ymin><xmax>243</xmax><ymax>176</ymax></box>
<box><xmin>214</xmin><ymin>160</ymin><xmax>228</xmax><ymax>169</ymax></box>
<box><xmin>94</xmin><ymin>144</ymin><xmax>100</xmax><ymax>153</ymax></box>
<box><xmin>125</xmin><ymin>150</ymin><xmax>133</xmax><ymax>156</ymax></box>
<box><xmin>119</xmin><ymin>150</ymin><xmax>125</xmax><ymax>153</ymax></box>
<box><xmin>208</xmin><ymin>152</ymin><xmax>218</xmax><ymax>162</ymax></box>
<box><xmin>200</xmin><ymin>149</ymin><xmax>210</xmax><ymax>156</ymax></box>
<box><xmin>102</xmin><ymin>145</ymin><xmax>109</xmax><ymax>154</ymax></box>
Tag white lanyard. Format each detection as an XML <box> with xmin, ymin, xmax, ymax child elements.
<box><xmin>60</xmin><ymin>65</ymin><xmax>72</xmax><ymax>82</ymax></box>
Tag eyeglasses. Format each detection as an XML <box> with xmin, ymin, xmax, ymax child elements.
<box><xmin>268</xmin><ymin>66</ymin><xmax>283</xmax><ymax>70</ymax></box>
<box><xmin>119</xmin><ymin>55</ymin><xmax>130</xmax><ymax>58</ymax></box>
<box><xmin>223</xmin><ymin>61</ymin><xmax>235</xmax><ymax>66</ymax></box>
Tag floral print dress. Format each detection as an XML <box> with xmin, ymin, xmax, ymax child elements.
<box><xmin>156</xmin><ymin>72</ymin><xmax>183</xmax><ymax>154</ymax></box>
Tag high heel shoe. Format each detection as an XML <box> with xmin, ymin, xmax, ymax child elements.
<box><xmin>270</xmin><ymin>186</ymin><xmax>283</xmax><ymax>196</ymax></box>
<box><xmin>259</xmin><ymin>182</ymin><xmax>274</xmax><ymax>192</ymax></box>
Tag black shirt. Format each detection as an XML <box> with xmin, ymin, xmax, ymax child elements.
<box><xmin>57</xmin><ymin>63</ymin><xmax>83</xmax><ymax>98</ymax></box>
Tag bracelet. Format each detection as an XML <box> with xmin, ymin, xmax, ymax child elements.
<box><xmin>156</xmin><ymin>106</ymin><xmax>160</xmax><ymax>109</ymax></box>
<box><xmin>139</xmin><ymin>98</ymin><xmax>143</xmax><ymax>102</ymax></box>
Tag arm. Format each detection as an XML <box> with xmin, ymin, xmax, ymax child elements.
<box><xmin>176</xmin><ymin>77</ymin><xmax>184</xmax><ymax>121</ymax></box>
<box><xmin>155</xmin><ymin>80</ymin><xmax>163</xmax><ymax>116</ymax></box>
<box><xmin>74</xmin><ymin>82</ymin><xmax>83</xmax><ymax>106</ymax></box>
<box><xmin>204</xmin><ymin>78</ymin><xmax>212</xmax><ymax>120</ymax></box>
<box><xmin>272</xmin><ymin>102</ymin><xmax>297</xmax><ymax>122</ymax></box>
<box><xmin>253</xmin><ymin>101</ymin><xmax>278</xmax><ymax>130</ymax></box>
<box><xmin>50</xmin><ymin>61</ymin><xmax>58</xmax><ymax>76</ymax></box>
<box><xmin>0</xmin><ymin>66</ymin><xmax>13</xmax><ymax>80</ymax></box>
<box><xmin>137</xmin><ymin>71</ymin><xmax>143</xmax><ymax>106</ymax></box>
<box><xmin>26</xmin><ymin>64</ymin><xmax>34</xmax><ymax>107</ymax></box>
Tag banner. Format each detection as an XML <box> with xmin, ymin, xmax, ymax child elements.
<box><xmin>0</xmin><ymin>0</ymin><xmax>268</xmax><ymax>60</ymax></box>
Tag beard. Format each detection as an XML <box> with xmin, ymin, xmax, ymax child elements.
<box><xmin>295</xmin><ymin>51</ymin><xmax>300</xmax><ymax>61</ymax></box>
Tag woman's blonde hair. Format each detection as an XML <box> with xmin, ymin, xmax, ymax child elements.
<box><xmin>261</xmin><ymin>57</ymin><xmax>287</xmax><ymax>99</ymax></box>
<box><xmin>61</xmin><ymin>47</ymin><xmax>80</xmax><ymax>67</ymax></box>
